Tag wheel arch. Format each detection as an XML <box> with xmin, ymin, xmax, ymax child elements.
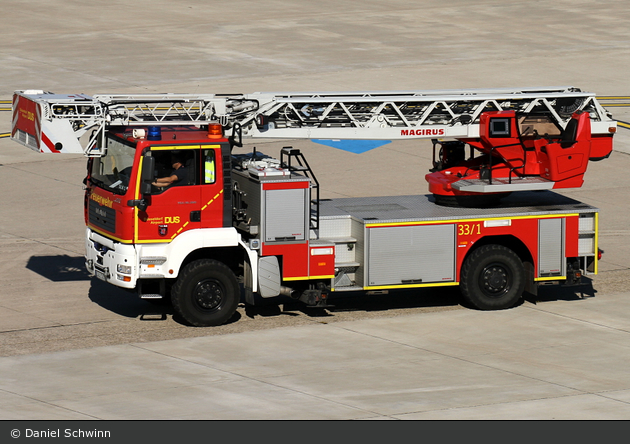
<box><xmin>464</xmin><ymin>234</ymin><xmax>534</xmax><ymax>269</ymax></box>
<box><xmin>460</xmin><ymin>234</ymin><xmax>535</xmax><ymax>292</ymax></box>
<box><xmin>181</xmin><ymin>246</ymin><xmax>245</xmax><ymax>276</ymax></box>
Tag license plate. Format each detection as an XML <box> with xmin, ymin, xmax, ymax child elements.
<box><xmin>95</xmin><ymin>269</ymin><xmax>107</xmax><ymax>281</ymax></box>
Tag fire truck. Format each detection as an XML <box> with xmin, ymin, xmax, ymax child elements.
<box><xmin>11</xmin><ymin>87</ymin><xmax>616</xmax><ymax>326</ymax></box>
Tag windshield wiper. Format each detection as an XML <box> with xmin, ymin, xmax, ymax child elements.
<box><xmin>88</xmin><ymin>176</ymin><xmax>105</xmax><ymax>189</ymax></box>
<box><xmin>89</xmin><ymin>177</ymin><xmax>127</xmax><ymax>195</ymax></box>
<box><xmin>109</xmin><ymin>180</ymin><xmax>129</xmax><ymax>194</ymax></box>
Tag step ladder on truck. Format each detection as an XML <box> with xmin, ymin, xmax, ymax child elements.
<box><xmin>11</xmin><ymin>86</ymin><xmax>617</xmax><ymax>326</ymax></box>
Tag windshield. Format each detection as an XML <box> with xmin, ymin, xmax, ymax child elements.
<box><xmin>90</xmin><ymin>136</ymin><xmax>136</xmax><ymax>195</ymax></box>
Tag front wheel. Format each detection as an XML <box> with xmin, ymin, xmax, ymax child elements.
<box><xmin>460</xmin><ymin>244</ymin><xmax>525</xmax><ymax>310</ymax></box>
<box><xmin>171</xmin><ymin>259</ymin><xmax>240</xmax><ymax>326</ymax></box>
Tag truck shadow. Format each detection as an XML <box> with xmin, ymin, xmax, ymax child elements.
<box><xmin>88</xmin><ymin>279</ymin><xmax>243</xmax><ymax>326</ymax></box>
<box><xmin>87</xmin><ymin>277</ymin><xmax>599</xmax><ymax>326</ymax></box>
<box><xmin>522</xmin><ymin>277</ymin><xmax>597</xmax><ymax>305</ymax></box>
<box><xmin>88</xmin><ymin>278</ymin><xmax>167</xmax><ymax>319</ymax></box>
<box><xmin>245</xmin><ymin>286</ymin><xmax>463</xmax><ymax>320</ymax></box>
<box><xmin>26</xmin><ymin>255</ymin><xmax>91</xmax><ymax>282</ymax></box>
<box><xmin>326</xmin><ymin>286</ymin><xmax>462</xmax><ymax>313</ymax></box>
<box><xmin>26</xmin><ymin>254</ymin><xmax>187</xmax><ymax>322</ymax></box>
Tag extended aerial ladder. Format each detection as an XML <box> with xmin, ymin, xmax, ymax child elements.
<box><xmin>12</xmin><ymin>87</ymin><xmax>617</xmax><ymax>202</ymax></box>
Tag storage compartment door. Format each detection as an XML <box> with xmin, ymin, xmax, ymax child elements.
<box><xmin>264</xmin><ymin>188</ymin><xmax>307</xmax><ymax>242</ymax></box>
<box><xmin>367</xmin><ymin>224</ymin><xmax>456</xmax><ymax>286</ymax></box>
<box><xmin>538</xmin><ymin>218</ymin><xmax>565</xmax><ymax>277</ymax></box>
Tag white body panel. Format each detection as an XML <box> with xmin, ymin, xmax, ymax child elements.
<box><xmin>85</xmin><ymin>226</ymin><xmax>255</xmax><ymax>289</ymax></box>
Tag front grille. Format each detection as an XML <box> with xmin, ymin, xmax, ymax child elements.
<box><xmin>89</xmin><ymin>199</ymin><xmax>116</xmax><ymax>233</ymax></box>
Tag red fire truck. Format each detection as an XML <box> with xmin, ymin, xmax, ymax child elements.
<box><xmin>11</xmin><ymin>87</ymin><xmax>616</xmax><ymax>326</ymax></box>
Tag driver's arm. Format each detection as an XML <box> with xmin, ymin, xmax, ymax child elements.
<box><xmin>153</xmin><ymin>174</ymin><xmax>178</xmax><ymax>187</ymax></box>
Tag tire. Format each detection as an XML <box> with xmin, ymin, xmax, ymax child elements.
<box><xmin>171</xmin><ymin>259</ymin><xmax>240</xmax><ymax>327</ymax></box>
<box><xmin>460</xmin><ymin>244</ymin><xmax>525</xmax><ymax>310</ymax></box>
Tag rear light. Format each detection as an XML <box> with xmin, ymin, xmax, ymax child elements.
<box><xmin>207</xmin><ymin>123</ymin><xmax>223</xmax><ymax>139</ymax></box>
<box><xmin>598</xmin><ymin>248</ymin><xmax>603</xmax><ymax>260</ymax></box>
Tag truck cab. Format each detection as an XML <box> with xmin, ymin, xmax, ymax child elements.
<box><xmin>84</xmin><ymin>125</ymin><xmax>238</xmax><ymax>299</ymax></box>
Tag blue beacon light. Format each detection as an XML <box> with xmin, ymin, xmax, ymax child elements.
<box><xmin>147</xmin><ymin>126</ymin><xmax>162</xmax><ymax>140</ymax></box>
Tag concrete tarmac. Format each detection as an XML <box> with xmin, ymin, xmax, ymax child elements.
<box><xmin>3</xmin><ymin>291</ymin><xmax>630</xmax><ymax>420</ymax></box>
<box><xmin>1</xmin><ymin>0</ymin><xmax>630</xmax><ymax>421</ymax></box>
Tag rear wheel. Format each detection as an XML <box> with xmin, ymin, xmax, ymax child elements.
<box><xmin>171</xmin><ymin>259</ymin><xmax>240</xmax><ymax>326</ymax></box>
<box><xmin>460</xmin><ymin>244</ymin><xmax>525</xmax><ymax>310</ymax></box>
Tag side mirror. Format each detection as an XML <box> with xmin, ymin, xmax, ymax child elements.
<box><xmin>140</xmin><ymin>155</ymin><xmax>155</xmax><ymax>195</ymax></box>
<box><xmin>127</xmin><ymin>155</ymin><xmax>155</xmax><ymax>211</ymax></box>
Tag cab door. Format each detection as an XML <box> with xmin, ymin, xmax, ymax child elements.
<box><xmin>199</xmin><ymin>144</ymin><xmax>228</xmax><ymax>229</ymax></box>
<box><xmin>135</xmin><ymin>145</ymin><xmax>201</xmax><ymax>243</ymax></box>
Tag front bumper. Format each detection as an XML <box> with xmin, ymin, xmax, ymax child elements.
<box><xmin>85</xmin><ymin>228</ymin><xmax>137</xmax><ymax>289</ymax></box>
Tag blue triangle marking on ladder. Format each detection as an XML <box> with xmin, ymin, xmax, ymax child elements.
<box><xmin>311</xmin><ymin>139</ymin><xmax>391</xmax><ymax>154</ymax></box>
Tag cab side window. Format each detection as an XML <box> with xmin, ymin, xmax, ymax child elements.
<box><xmin>150</xmin><ymin>149</ymin><xmax>199</xmax><ymax>194</ymax></box>
<box><xmin>203</xmin><ymin>149</ymin><xmax>216</xmax><ymax>184</ymax></box>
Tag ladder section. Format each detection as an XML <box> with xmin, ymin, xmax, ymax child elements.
<box><xmin>11</xmin><ymin>91</ymin><xmax>228</xmax><ymax>155</ymax></box>
<box><xmin>280</xmin><ymin>147</ymin><xmax>320</xmax><ymax>231</ymax></box>
<box><xmin>12</xmin><ymin>91</ymin><xmax>105</xmax><ymax>155</ymax></box>
<box><xmin>94</xmin><ymin>94</ymin><xmax>222</xmax><ymax>125</ymax></box>
<box><xmin>13</xmin><ymin>87</ymin><xmax>616</xmax><ymax>156</ymax></box>
<box><xmin>244</xmin><ymin>87</ymin><xmax>615</xmax><ymax>140</ymax></box>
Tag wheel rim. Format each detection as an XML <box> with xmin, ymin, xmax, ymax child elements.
<box><xmin>479</xmin><ymin>262</ymin><xmax>511</xmax><ymax>298</ymax></box>
<box><xmin>193</xmin><ymin>278</ymin><xmax>225</xmax><ymax>312</ymax></box>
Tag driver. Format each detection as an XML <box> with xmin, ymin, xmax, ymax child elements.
<box><xmin>152</xmin><ymin>153</ymin><xmax>188</xmax><ymax>188</ymax></box>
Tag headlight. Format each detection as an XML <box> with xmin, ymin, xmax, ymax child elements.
<box><xmin>117</xmin><ymin>264</ymin><xmax>132</xmax><ymax>274</ymax></box>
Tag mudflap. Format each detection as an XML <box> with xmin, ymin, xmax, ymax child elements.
<box><xmin>524</xmin><ymin>261</ymin><xmax>538</xmax><ymax>297</ymax></box>
<box><xmin>244</xmin><ymin>260</ymin><xmax>255</xmax><ymax>305</ymax></box>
